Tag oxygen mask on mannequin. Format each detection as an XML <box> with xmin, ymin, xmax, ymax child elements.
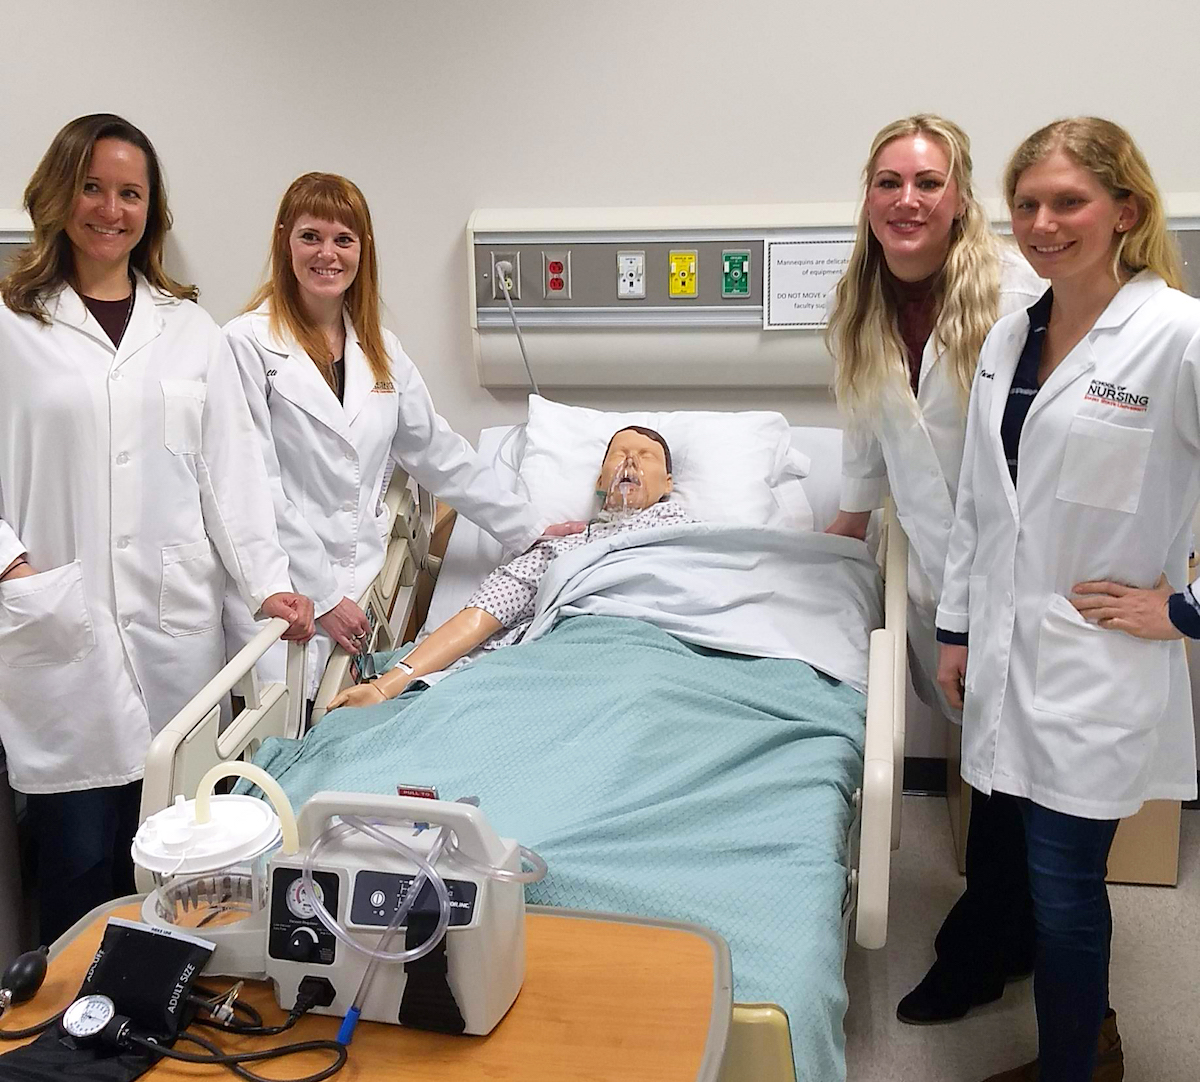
<box><xmin>604</xmin><ymin>455</ymin><xmax>646</xmax><ymax>514</ymax></box>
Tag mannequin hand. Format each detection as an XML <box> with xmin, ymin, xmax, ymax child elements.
<box><xmin>328</xmin><ymin>681</ymin><xmax>389</xmax><ymax>710</ymax></box>
<box><xmin>1071</xmin><ymin>574</ymin><xmax>1182</xmax><ymax>640</ymax></box>
<box><xmin>541</xmin><ymin>520</ymin><xmax>588</xmax><ymax>538</ymax></box>
<box><xmin>318</xmin><ymin>597</ymin><xmax>372</xmax><ymax>653</ymax></box>
<box><xmin>0</xmin><ymin>559</ymin><xmax>36</xmax><ymax>583</ymax></box>
<box><xmin>824</xmin><ymin>510</ymin><xmax>871</xmax><ymax>541</ymax></box>
<box><xmin>937</xmin><ymin>644</ymin><xmax>969</xmax><ymax>709</ymax></box>
<box><xmin>261</xmin><ymin>592</ymin><xmax>316</xmax><ymax>642</ymax></box>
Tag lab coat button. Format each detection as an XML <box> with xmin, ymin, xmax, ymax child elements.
<box><xmin>110</xmin><ymin>371</ymin><xmax>122</xmax><ymax>381</ymax></box>
<box><xmin>117</xmin><ymin>537</ymin><xmax>130</xmax><ymax>549</ymax></box>
<box><xmin>116</xmin><ymin>452</ymin><xmax>129</xmax><ymax>465</ymax></box>
<box><xmin>340</xmin><ymin>556</ymin><xmax>352</xmax><ymax>567</ymax></box>
<box><xmin>344</xmin><ymin>451</ymin><xmax>354</xmax><ymax>462</ymax></box>
<box><xmin>343</xmin><ymin>502</ymin><xmax>354</xmax><ymax>513</ymax></box>
<box><xmin>122</xmin><ymin>616</ymin><xmax>132</xmax><ymax>629</ymax></box>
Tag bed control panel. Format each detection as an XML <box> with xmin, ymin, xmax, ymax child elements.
<box><xmin>350</xmin><ymin>870</ymin><xmax>478</xmax><ymax>928</ymax></box>
<box><xmin>268</xmin><ymin>867</ymin><xmax>340</xmax><ymax>965</ymax></box>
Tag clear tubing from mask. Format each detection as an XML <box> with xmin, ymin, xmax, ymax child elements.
<box><xmin>301</xmin><ymin>817</ymin><xmax>451</xmax><ymax>966</ymax></box>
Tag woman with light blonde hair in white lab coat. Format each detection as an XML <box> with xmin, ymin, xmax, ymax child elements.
<box><xmin>222</xmin><ymin>173</ymin><xmax>560</xmax><ymax>700</ymax></box>
<box><xmin>0</xmin><ymin>114</ymin><xmax>314</xmax><ymax>942</ymax></box>
<box><xmin>824</xmin><ymin>114</ymin><xmax>1044</xmax><ymax>1026</ymax></box>
<box><xmin>936</xmin><ymin>117</ymin><xmax>1199</xmax><ymax>1082</ymax></box>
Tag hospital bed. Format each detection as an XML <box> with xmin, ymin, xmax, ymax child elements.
<box><xmin>137</xmin><ymin>425</ymin><xmax>909</xmax><ymax>1082</ymax></box>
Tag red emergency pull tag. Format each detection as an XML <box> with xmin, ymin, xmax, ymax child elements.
<box><xmin>396</xmin><ymin>784</ymin><xmax>439</xmax><ymax>801</ymax></box>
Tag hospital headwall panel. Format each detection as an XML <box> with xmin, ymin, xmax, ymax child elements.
<box><xmin>469</xmin><ymin>200</ymin><xmax>1200</xmax><ymax>391</ymax></box>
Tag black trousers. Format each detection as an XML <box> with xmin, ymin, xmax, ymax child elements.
<box><xmin>933</xmin><ymin>788</ymin><xmax>1036</xmax><ymax>995</ymax></box>
<box><xmin>24</xmin><ymin>780</ymin><xmax>142</xmax><ymax>945</ymax></box>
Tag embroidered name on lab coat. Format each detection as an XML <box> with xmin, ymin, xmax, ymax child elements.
<box><xmin>372</xmin><ymin>380</ymin><xmax>395</xmax><ymax>393</ymax></box>
<box><xmin>1084</xmin><ymin>379</ymin><xmax>1150</xmax><ymax>412</ymax></box>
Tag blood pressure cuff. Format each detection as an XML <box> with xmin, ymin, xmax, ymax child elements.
<box><xmin>0</xmin><ymin>918</ymin><xmax>213</xmax><ymax>1082</ymax></box>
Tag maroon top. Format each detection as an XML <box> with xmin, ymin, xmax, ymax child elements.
<box><xmin>82</xmin><ymin>292</ymin><xmax>134</xmax><ymax>347</ymax></box>
<box><xmin>886</xmin><ymin>270</ymin><xmax>938</xmax><ymax>395</ymax></box>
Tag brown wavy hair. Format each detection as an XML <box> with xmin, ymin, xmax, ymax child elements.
<box><xmin>245</xmin><ymin>173</ymin><xmax>390</xmax><ymax>388</ymax></box>
<box><xmin>1004</xmin><ymin>117</ymin><xmax>1183</xmax><ymax>290</ymax></box>
<box><xmin>0</xmin><ymin>113</ymin><xmax>196</xmax><ymax>321</ymax></box>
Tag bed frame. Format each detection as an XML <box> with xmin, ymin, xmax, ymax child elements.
<box><xmin>136</xmin><ymin>487</ymin><xmax>908</xmax><ymax>1082</ymax></box>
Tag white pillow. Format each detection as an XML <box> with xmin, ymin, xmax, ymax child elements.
<box><xmin>518</xmin><ymin>396</ymin><xmax>813</xmax><ymax>529</ymax></box>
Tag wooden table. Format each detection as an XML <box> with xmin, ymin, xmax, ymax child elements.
<box><xmin>0</xmin><ymin>901</ymin><xmax>731</xmax><ymax>1081</ymax></box>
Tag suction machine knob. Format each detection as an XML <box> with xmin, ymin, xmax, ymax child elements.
<box><xmin>286</xmin><ymin>926</ymin><xmax>320</xmax><ymax>962</ymax></box>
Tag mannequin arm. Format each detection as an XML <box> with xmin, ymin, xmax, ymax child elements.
<box><xmin>328</xmin><ymin>607</ymin><xmax>502</xmax><ymax>708</ymax></box>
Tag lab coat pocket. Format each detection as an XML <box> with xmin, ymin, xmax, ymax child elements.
<box><xmin>1055</xmin><ymin>416</ymin><xmax>1152</xmax><ymax>514</ymax></box>
<box><xmin>0</xmin><ymin>560</ymin><xmax>96</xmax><ymax>667</ymax></box>
<box><xmin>1033</xmin><ymin>593</ymin><xmax>1169</xmax><ymax>729</ymax></box>
<box><xmin>161</xmin><ymin>379</ymin><xmax>206</xmax><ymax>455</ymax></box>
<box><xmin>160</xmin><ymin>539</ymin><xmax>222</xmax><ymax>637</ymax></box>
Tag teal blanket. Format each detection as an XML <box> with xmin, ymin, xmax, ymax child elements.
<box><xmin>245</xmin><ymin>615</ymin><xmax>865</xmax><ymax>1080</ymax></box>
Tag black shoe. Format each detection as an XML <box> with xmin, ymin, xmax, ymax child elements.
<box><xmin>896</xmin><ymin>962</ymin><xmax>1004</xmax><ymax>1025</ymax></box>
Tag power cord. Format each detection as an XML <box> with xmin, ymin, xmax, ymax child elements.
<box><xmin>493</xmin><ymin>258</ymin><xmax>541</xmax><ymax>396</ymax></box>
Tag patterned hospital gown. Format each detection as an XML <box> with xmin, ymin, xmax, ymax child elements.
<box><xmin>468</xmin><ymin>500</ymin><xmax>695</xmax><ymax>650</ymax></box>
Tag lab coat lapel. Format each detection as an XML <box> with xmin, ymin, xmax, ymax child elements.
<box><xmin>340</xmin><ymin>314</ymin><xmax>373</xmax><ymax>428</ymax></box>
<box><xmin>254</xmin><ymin>317</ymin><xmax>352</xmax><ymax>441</ymax></box>
<box><xmin>988</xmin><ymin>320</ymin><xmax>1026</xmax><ymax>516</ymax></box>
<box><xmin>44</xmin><ymin>284</ymin><xmax>116</xmax><ymax>354</ymax></box>
<box><xmin>113</xmin><ymin>274</ymin><xmax>166</xmax><ymax>370</ymax></box>
<box><xmin>1024</xmin><ymin>338</ymin><xmax>1096</xmax><ymax>425</ymax></box>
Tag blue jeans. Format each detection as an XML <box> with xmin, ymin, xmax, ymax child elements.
<box><xmin>24</xmin><ymin>781</ymin><xmax>142</xmax><ymax>944</ymax></box>
<box><xmin>1018</xmin><ymin>798</ymin><xmax>1119</xmax><ymax>1082</ymax></box>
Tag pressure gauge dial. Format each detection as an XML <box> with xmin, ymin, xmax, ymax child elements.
<box><xmin>63</xmin><ymin>993</ymin><xmax>116</xmax><ymax>1039</ymax></box>
<box><xmin>285</xmin><ymin>877</ymin><xmax>324</xmax><ymax>920</ymax></box>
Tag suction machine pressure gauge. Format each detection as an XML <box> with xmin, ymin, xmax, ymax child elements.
<box><xmin>285</xmin><ymin>876</ymin><xmax>325</xmax><ymax>920</ymax></box>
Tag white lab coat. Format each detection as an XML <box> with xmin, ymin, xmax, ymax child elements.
<box><xmin>0</xmin><ymin>277</ymin><xmax>292</xmax><ymax>794</ymax></box>
<box><xmin>938</xmin><ymin>273</ymin><xmax>1200</xmax><ymax>819</ymax></box>
<box><xmin>222</xmin><ymin>305</ymin><xmax>546</xmax><ymax>693</ymax></box>
<box><xmin>840</xmin><ymin>247</ymin><xmax>1044</xmax><ymax>716</ymax></box>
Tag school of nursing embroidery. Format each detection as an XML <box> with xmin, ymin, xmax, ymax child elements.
<box><xmin>1083</xmin><ymin>379</ymin><xmax>1150</xmax><ymax>413</ymax></box>
<box><xmin>371</xmin><ymin>379</ymin><xmax>395</xmax><ymax>393</ymax></box>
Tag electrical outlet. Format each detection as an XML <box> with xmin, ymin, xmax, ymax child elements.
<box><xmin>722</xmin><ymin>250</ymin><xmax>750</xmax><ymax>298</ymax></box>
<box><xmin>668</xmin><ymin>249</ymin><xmax>698</xmax><ymax>299</ymax></box>
<box><xmin>542</xmin><ymin>250</ymin><xmax>572</xmax><ymax>299</ymax></box>
<box><xmin>490</xmin><ymin>251</ymin><xmax>521</xmax><ymax>300</ymax></box>
<box><xmin>617</xmin><ymin>250</ymin><xmax>646</xmax><ymax>299</ymax></box>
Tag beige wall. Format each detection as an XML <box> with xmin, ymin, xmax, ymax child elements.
<box><xmin>4</xmin><ymin>0</ymin><xmax>1200</xmax><ymax>758</ymax></box>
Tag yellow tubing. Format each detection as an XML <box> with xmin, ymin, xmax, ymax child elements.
<box><xmin>193</xmin><ymin>761</ymin><xmax>299</xmax><ymax>855</ymax></box>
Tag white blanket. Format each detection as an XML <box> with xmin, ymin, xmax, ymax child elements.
<box><xmin>523</xmin><ymin>522</ymin><xmax>882</xmax><ymax>692</ymax></box>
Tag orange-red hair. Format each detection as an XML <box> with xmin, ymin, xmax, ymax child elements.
<box><xmin>246</xmin><ymin>172</ymin><xmax>390</xmax><ymax>387</ymax></box>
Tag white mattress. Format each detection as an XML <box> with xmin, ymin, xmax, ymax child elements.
<box><xmin>425</xmin><ymin>424</ymin><xmax>845</xmax><ymax>631</ymax></box>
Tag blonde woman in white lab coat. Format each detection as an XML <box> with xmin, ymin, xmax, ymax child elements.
<box><xmin>0</xmin><ymin>115</ymin><xmax>314</xmax><ymax>942</ymax></box>
<box><xmin>937</xmin><ymin>117</ymin><xmax>1200</xmax><ymax>1082</ymax></box>
<box><xmin>824</xmin><ymin>115</ymin><xmax>1044</xmax><ymax>1026</ymax></box>
<box><xmin>223</xmin><ymin>173</ymin><xmax>553</xmax><ymax>697</ymax></box>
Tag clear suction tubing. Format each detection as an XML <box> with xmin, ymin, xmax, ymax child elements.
<box><xmin>605</xmin><ymin>454</ymin><xmax>644</xmax><ymax>512</ymax></box>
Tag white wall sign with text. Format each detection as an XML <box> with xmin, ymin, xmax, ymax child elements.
<box><xmin>764</xmin><ymin>238</ymin><xmax>854</xmax><ymax>330</ymax></box>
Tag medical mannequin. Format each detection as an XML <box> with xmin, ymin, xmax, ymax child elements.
<box><xmin>0</xmin><ymin>115</ymin><xmax>313</xmax><ymax>942</ymax></box>
<box><xmin>824</xmin><ymin>115</ymin><xmax>1044</xmax><ymax>1027</ymax></box>
<box><xmin>329</xmin><ymin>427</ymin><xmax>686</xmax><ymax>708</ymax></box>
<box><xmin>222</xmin><ymin>173</ymin><xmax>569</xmax><ymax>699</ymax></box>
<box><xmin>937</xmin><ymin>118</ymin><xmax>1200</xmax><ymax>1082</ymax></box>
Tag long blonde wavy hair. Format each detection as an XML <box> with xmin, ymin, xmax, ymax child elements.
<box><xmin>827</xmin><ymin>115</ymin><xmax>1001</xmax><ymax>418</ymax></box>
<box><xmin>246</xmin><ymin>173</ymin><xmax>391</xmax><ymax>389</ymax></box>
<box><xmin>1004</xmin><ymin>117</ymin><xmax>1183</xmax><ymax>291</ymax></box>
<box><xmin>1</xmin><ymin>113</ymin><xmax>196</xmax><ymax>322</ymax></box>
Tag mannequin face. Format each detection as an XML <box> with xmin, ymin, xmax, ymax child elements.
<box><xmin>1010</xmin><ymin>149</ymin><xmax>1138</xmax><ymax>288</ymax></box>
<box><xmin>65</xmin><ymin>138</ymin><xmax>150</xmax><ymax>279</ymax></box>
<box><xmin>288</xmin><ymin>216</ymin><xmax>361</xmax><ymax>304</ymax></box>
<box><xmin>867</xmin><ymin>133</ymin><xmax>964</xmax><ymax>282</ymax></box>
<box><xmin>596</xmin><ymin>429</ymin><xmax>673</xmax><ymax>511</ymax></box>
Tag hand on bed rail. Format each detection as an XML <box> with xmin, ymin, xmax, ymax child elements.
<box><xmin>318</xmin><ymin>596</ymin><xmax>373</xmax><ymax>653</ymax></box>
<box><xmin>260</xmin><ymin>591</ymin><xmax>316</xmax><ymax>642</ymax></box>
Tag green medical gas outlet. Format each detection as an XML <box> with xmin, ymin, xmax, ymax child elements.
<box><xmin>722</xmin><ymin>250</ymin><xmax>750</xmax><ymax>298</ymax></box>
